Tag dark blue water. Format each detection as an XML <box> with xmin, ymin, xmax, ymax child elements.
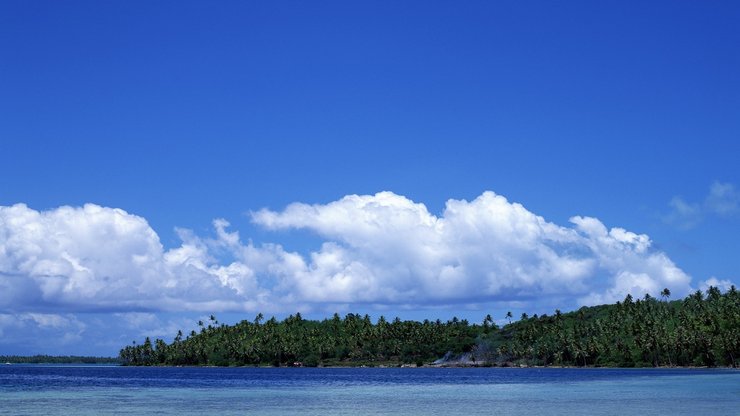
<box><xmin>0</xmin><ymin>365</ymin><xmax>731</xmax><ymax>389</ymax></box>
<box><xmin>1</xmin><ymin>365</ymin><xmax>738</xmax><ymax>415</ymax></box>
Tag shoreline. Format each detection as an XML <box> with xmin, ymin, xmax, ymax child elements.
<box><xmin>4</xmin><ymin>358</ymin><xmax>736</xmax><ymax>370</ymax></box>
<box><xmin>106</xmin><ymin>363</ymin><xmax>738</xmax><ymax>370</ymax></box>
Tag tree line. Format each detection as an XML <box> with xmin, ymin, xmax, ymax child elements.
<box><xmin>119</xmin><ymin>285</ymin><xmax>738</xmax><ymax>367</ymax></box>
<box><xmin>120</xmin><ymin>312</ymin><xmax>479</xmax><ymax>367</ymax></box>
<box><xmin>1</xmin><ymin>355</ymin><xmax>119</xmax><ymax>364</ymax></box>
<box><xmin>485</xmin><ymin>286</ymin><xmax>738</xmax><ymax>367</ymax></box>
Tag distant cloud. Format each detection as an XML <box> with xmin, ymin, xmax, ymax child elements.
<box><xmin>0</xmin><ymin>312</ymin><xmax>86</xmax><ymax>347</ymax></box>
<box><xmin>665</xmin><ymin>181</ymin><xmax>739</xmax><ymax>229</ymax></box>
<box><xmin>1</xmin><ymin>192</ymin><xmax>694</xmax><ymax>319</ymax></box>
<box><xmin>699</xmin><ymin>276</ymin><xmax>735</xmax><ymax>293</ymax></box>
<box><xmin>705</xmin><ymin>182</ymin><xmax>739</xmax><ymax>216</ymax></box>
<box><xmin>666</xmin><ymin>197</ymin><xmax>703</xmax><ymax>230</ymax></box>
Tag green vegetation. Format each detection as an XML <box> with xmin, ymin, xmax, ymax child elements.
<box><xmin>120</xmin><ymin>312</ymin><xmax>479</xmax><ymax>367</ymax></box>
<box><xmin>1</xmin><ymin>355</ymin><xmax>119</xmax><ymax>364</ymax></box>
<box><xmin>120</xmin><ymin>286</ymin><xmax>739</xmax><ymax>368</ymax></box>
<box><xmin>482</xmin><ymin>286</ymin><xmax>738</xmax><ymax>367</ymax></box>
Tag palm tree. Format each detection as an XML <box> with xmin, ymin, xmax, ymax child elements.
<box><xmin>506</xmin><ymin>311</ymin><xmax>513</xmax><ymax>324</ymax></box>
<box><xmin>661</xmin><ymin>288</ymin><xmax>671</xmax><ymax>302</ymax></box>
<box><xmin>483</xmin><ymin>314</ymin><xmax>494</xmax><ymax>332</ymax></box>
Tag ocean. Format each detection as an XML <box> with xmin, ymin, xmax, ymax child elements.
<box><xmin>1</xmin><ymin>365</ymin><xmax>738</xmax><ymax>415</ymax></box>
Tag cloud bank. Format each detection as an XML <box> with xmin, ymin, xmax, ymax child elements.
<box><xmin>1</xmin><ymin>191</ymin><xmax>697</xmax><ymax>318</ymax></box>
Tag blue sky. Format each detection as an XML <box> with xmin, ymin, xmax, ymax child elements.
<box><xmin>1</xmin><ymin>1</ymin><xmax>738</xmax><ymax>356</ymax></box>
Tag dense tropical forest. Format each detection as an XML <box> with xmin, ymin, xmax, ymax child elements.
<box><xmin>120</xmin><ymin>286</ymin><xmax>738</xmax><ymax>368</ymax></box>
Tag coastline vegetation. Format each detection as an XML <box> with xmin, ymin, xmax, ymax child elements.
<box><xmin>1</xmin><ymin>355</ymin><xmax>119</xmax><ymax>364</ymax></box>
<box><xmin>119</xmin><ymin>286</ymin><xmax>738</xmax><ymax>368</ymax></box>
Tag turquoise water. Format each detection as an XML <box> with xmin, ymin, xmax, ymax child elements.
<box><xmin>1</xmin><ymin>366</ymin><xmax>738</xmax><ymax>415</ymax></box>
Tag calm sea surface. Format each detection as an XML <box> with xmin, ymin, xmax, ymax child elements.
<box><xmin>0</xmin><ymin>365</ymin><xmax>738</xmax><ymax>415</ymax></box>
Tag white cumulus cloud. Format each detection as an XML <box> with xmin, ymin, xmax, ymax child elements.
<box><xmin>0</xmin><ymin>203</ymin><xmax>274</xmax><ymax>313</ymax></box>
<box><xmin>0</xmin><ymin>203</ymin><xmax>166</xmax><ymax>310</ymax></box>
<box><xmin>1</xmin><ymin>192</ymin><xmax>696</xmax><ymax>318</ymax></box>
<box><xmin>253</xmin><ymin>191</ymin><xmax>693</xmax><ymax>307</ymax></box>
<box><xmin>699</xmin><ymin>276</ymin><xmax>735</xmax><ymax>293</ymax></box>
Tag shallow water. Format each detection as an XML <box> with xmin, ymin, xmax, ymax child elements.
<box><xmin>1</xmin><ymin>366</ymin><xmax>737</xmax><ymax>415</ymax></box>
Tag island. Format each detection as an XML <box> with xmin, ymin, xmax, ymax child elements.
<box><xmin>119</xmin><ymin>286</ymin><xmax>738</xmax><ymax>368</ymax></box>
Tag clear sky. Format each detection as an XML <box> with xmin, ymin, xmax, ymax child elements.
<box><xmin>1</xmin><ymin>1</ymin><xmax>738</xmax><ymax>356</ymax></box>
